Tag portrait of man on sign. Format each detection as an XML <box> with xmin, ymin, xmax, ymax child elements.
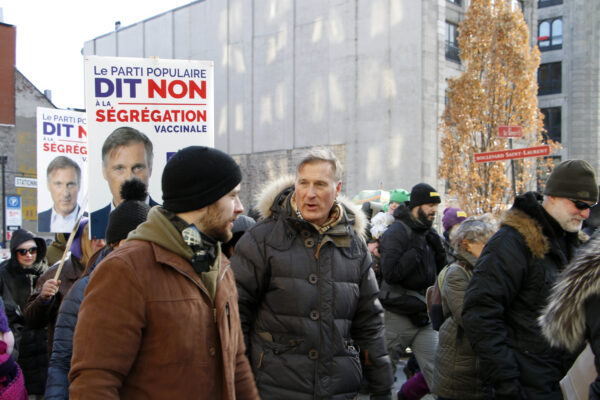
<box><xmin>90</xmin><ymin>126</ymin><xmax>159</xmax><ymax>239</ymax></box>
<box><xmin>38</xmin><ymin>156</ymin><xmax>85</xmax><ymax>233</ymax></box>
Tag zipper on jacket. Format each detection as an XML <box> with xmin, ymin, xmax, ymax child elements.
<box><xmin>213</xmin><ymin>307</ymin><xmax>217</xmax><ymax>323</ymax></box>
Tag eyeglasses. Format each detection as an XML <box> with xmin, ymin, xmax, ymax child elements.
<box><xmin>16</xmin><ymin>247</ymin><xmax>37</xmax><ymax>256</ymax></box>
<box><xmin>569</xmin><ymin>199</ymin><xmax>597</xmax><ymax>211</ymax></box>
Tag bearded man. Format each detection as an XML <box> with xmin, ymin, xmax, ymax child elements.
<box><xmin>378</xmin><ymin>183</ymin><xmax>447</xmax><ymax>394</ymax></box>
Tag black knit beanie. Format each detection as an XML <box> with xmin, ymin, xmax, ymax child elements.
<box><xmin>105</xmin><ymin>179</ymin><xmax>151</xmax><ymax>245</ymax></box>
<box><xmin>409</xmin><ymin>183</ymin><xmax>441</xmax><ymax>209</ymax></box>
<box><xmin>544</xmin><ymin>159</ymin><xmax>599</xmax><ymax>203</ymax></box>
<box><xmin>162</xmin><ymin>146</ymin><xmax>242</xmax><ymax>213</ymax></box>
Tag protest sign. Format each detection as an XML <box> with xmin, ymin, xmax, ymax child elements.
<box><xmin>36</xmin><ymin>107</ymin><xmax>88</xmax><ymax>233</ymax></box>
<box><xmin>84</xmin><ymin>56</ymin><xmax>214</xmax><ymax>238</ymax></box>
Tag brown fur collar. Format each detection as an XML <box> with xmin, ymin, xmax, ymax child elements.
<box><xmin>539</xmin><ymin>234</ymin><xmax>600</xmax><ymax>352</ymax></box>
<box><xmin>254</xmin><ymin>175</ymin><xmax>368</xmax><ymax>241</ymax></box>
<box><xmin>501</xmin><ymin>208</ymin><xmax>549</xmax><ymax>258</ymax></box>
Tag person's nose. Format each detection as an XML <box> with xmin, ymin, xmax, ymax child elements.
<box><xmin>581</xmin><ymin>208</ymin><xmax>591</xmax><ymax>219</ymax></box>
<box><xmin>234</xmin><ymin>196</ymin><xmax>244</xmax><ymax>215</ymax></box>
<box><xmin>306</xmin><ymin>185</ymin><xmax>317</xmax><ymax>198</ymax></box>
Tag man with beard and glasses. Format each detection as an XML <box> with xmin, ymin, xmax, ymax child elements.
<box><xmin>69</xmin><ymin>146</ymin><xmax>259</xmax><ymax>400</ymax></box>
<box><xmin>462</xmin><ymin>159</ymin><xmax>598</xmax><ymax>400</ymax></box>
<box><xmin>378</xmin><ymin>183</ymin><xmax>447</xmax><ymax>399</ymax></box>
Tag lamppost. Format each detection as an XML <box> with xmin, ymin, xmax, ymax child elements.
<box><xmin>0</xmin><ymin>155</ymin><xmax>7</xmax><ymax>249</ymax></box>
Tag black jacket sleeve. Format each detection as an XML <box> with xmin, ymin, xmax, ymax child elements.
<box><xmin>230</xmin><ymin>229</ymin><xmax>269</xmax><ymax>353</ymax></box>
<box><xmin>45</xmin><ymin>277</ymin><xmax>88</xmax><ymax>400</ymax></box>
<box><xmin>379</xmin><ymin>222</ymin><xmax>420</xmax><ymax>285</ymax></box>
<box><xmin>350</xmin><ymin>251</ymin><xmax>393</xmax><ymax>396</ymax></box>
<box><xmin>461</xmin><ymin>228</ymin><xmax>528</xmax><ymax>386</ymax></box>
<box><xmin>586</xmin><ymin>294</ymin><xmax>600</xmax><ymax>400</ymax></box>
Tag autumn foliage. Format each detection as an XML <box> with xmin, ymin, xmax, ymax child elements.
<box><xmin>439</xmin><ymin>0</ymin><xmax>560</xmax><ymax>214</ymax></box>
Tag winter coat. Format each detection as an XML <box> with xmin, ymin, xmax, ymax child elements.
<box><xmin>462</xmin><ymin>192</ymin><xmax>583</xmax><ymax>400</ymax></box>
<box><xmin>23</xmin><ymin>255</ymin><xmax>85</xmax><ymax>357</ymax></box>
<box><xmin>540</xmin><ymin>232</ymin><xmax>600</xmax><ymax>399</ymax></box>
<box><xmin>68</xmin><ymin>207</ymin><xmax>259</xmax><ymax>400</ymax></box>
<box><xmin>44</xmin><ymin>247</ymin><xmax>111</xmax><ymax>400</ymax></box>
<box><xmin>378</xmin><ymin>204</ymin><xmax>446</xmax><ymax>319</ymax></box>
<box><xmin>0</xmin><ymin>229</ymin><xmax>48</xmax><ymax>395</ymax></box>
<box><xmin>432</xmin><ymin>259</ymin><xmax>484</xmax><ymax>399</ymax></box>
<box><xmin>231</xmin><ymin>176</ymin><xmax>393</xmax><ymax>400</ymax></box>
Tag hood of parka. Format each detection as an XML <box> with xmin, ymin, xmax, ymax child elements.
<box><xmin>127</xmin><ymin>206</ymin><xmax>194</xmax><ymax>262</ymax></box>
<box><xmin>8</xmin><ymin>229</ymin><xmax>47</xmax><ymax>272</ymax></box>
<box><xmin>539</xmin><ymin>233</ymin><xmax>600</xmax><ymax>353</ymax></box>
<box><xmin>254</xmin><ymin>175</ymin><xmax>368</xmax><ymax>242</ymax></box>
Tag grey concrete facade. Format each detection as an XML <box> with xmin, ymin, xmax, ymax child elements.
<box><xmin>83</xmin><ymin>0</ymin><xmax>465</xmax><ymax>207</ymax></box>
<box><xmin>82</xmin><ymin>0</ymin><xmax>598</xmax><ymax>208</ymax></box>
<box><xmin>536</xmin><ymin>0</ymin><xmax>600</xmax><ymax>171</ymax></box>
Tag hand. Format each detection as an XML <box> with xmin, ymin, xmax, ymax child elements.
<box><xmin>40</xmin><ymin>279</ymin><xmax>61</xmax><ymax>301</ymax></box>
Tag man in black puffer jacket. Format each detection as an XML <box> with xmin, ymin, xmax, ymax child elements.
<box><xmin>462</xmin><ymin>159</ymin><xmax>598</xmax><ymax>400</ymax></box>
<box><xmin>232</xmin><ymin>149</ymin><xmax>393</xmax><ymax>400</ymax></box>
<box><xmin>0</xmin><ymin>229</ymin><xmax>48</xmax><ymax>398</ymax></box>
<box><xmin>378</xmin><ymin>183</ymin><xmax>446</xmax><ymax>394</ymax></box>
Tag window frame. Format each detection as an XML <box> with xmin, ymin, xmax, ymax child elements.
<box><xmin>538</xmin><ymin>0</ymin><xmax>563</xmax><ymax>8</ymax></box>
<box><xmin>538</xmin><ymin>62</ymin><xmax>562</xmax><ymax>95</ymax></box>
<box><xmin>538</xmin><ymin>17</ymin><xmax>562</xmax><ymax>51</ymax></box>
<box><xmin>445</xmin><ymin>21</ymin><xmax>460</xmax><ymax>63</ymax></box>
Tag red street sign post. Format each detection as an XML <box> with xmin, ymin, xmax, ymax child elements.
<box><xmin>474</xmin><ymin>145</ymin><xmax>550</xmax><ymax>163</ymax></box>
<box><xmin>498</xmin><ymin>125</ymin><xmax>523</xmax><ymax>138</ymax></box>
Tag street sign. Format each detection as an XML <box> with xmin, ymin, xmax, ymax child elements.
<box><xmin>15</xmin><ymin>177</ymin><xmax>37</xmax><ymax>188</ymax></box>
<box><xmin>5</xmin><ymin>196</ymin><xmax>22</xmax><ymax>241</ymax></box>
<box><xmin>474</xmin><ymin>145</ymin><xmax>550</xmax><ymax>163</ymax></box>
<box><xmin>498</xmin><ymin>126</ymin><xmax>523</xmax><ymax>138</ymax></box>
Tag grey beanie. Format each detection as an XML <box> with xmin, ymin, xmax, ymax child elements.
<box><xmin>544</xmin><ymin>159</ymin><xmax>598</xmax><ymax>203</ymax></box>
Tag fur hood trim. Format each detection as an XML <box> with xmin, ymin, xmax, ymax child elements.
<box><xmin>539</xmin><ymin>234</ymin><xmax>600</xmax><ymax>352</ymax></box>
<box><xmin>501</xmin><ymin>208</ymin><xmax>549</xmax><ymax>259</ymax></box>
<box><xmin>254</xmin><ymin>175</ymin><xmax>368</xmax><ymax>241</ymax></box>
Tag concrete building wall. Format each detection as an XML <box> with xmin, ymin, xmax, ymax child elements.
<box><xmin>83</xmin><ymin>0</ymin><xmax>454</xmax><ymax>207</ymax></box>
<box><xmin>82</xmin><ymin>0</ymin><xmax>598</xmax><ymax>208</ymax></box>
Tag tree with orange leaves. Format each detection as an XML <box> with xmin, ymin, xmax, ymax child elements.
<box><xmin>438</xmin><ymin>0</ymin><xmax>559</xmax><ymax>214</ymax></box>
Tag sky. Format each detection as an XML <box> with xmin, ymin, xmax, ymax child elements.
<box><xmin>1</xmin><ymin>0</ymin><xmax>194</xmax><ymax>110</ymax></box>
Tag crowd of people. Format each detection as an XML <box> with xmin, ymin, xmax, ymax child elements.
<box><xmin>0</xmin><ymin>147</ymin><xmax>598</xmax><ymax>399</ymax></box>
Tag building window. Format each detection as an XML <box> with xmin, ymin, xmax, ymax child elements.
<box><xmin>447</xmin><ymin>0</ymin><xmax>462</xmax><ymax>6</ymax></box>
<box><xmin>445</xmin><ymin>22</ymin><xmax>460</xmax><ymax>63</ymax></box>
<box><xmin>538</xmin><ymin>18</ymin><xmax>562</xmax><ymax>50</ymax></box>
<box><xmin>538</xmin><ymin>62</ymin><xmax>561</xmax><ymax>95</ymax></box>
<box><xmin>541</xmin><ymin>107</ymin><xmax>561</xmax><ymax>143</ymax></box>
<box><xmin>538</xmin><ymin>0</ymin><xmax>562</xmax><ymax>8</ymax></box>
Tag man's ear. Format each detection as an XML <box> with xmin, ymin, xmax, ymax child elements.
<box><xmin>102</xmin><ymin>163</ymin><xmax>108</xmax><ymax>180</ymax></box>
<box><xmin>335</xmin><ymin>181</ymin><xmax>342</xmax><ymax>196</ymax></box>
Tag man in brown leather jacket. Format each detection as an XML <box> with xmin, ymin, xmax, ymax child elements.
<box><xmin>69</xmin><ymin>146</ymin><xmax>259</xmax><ymax>400</ymax></box>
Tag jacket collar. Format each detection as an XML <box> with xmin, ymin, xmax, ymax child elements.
<box><xmin>255</xmin><ymin>175</ymin><xmax>367</xmax><ymax>242</ymax></box>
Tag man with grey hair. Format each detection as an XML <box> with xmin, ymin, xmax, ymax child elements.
<box><xmin>38</xmin><ymin>156</ymin><xmax>83</xmax><ymax>232</ymax></box>
<box><xmin>231</xmin><ymin>148</ymin><xmax>393</xmax><ymax>399</ymax></box>
<box><xmin>462</xmin><ymin>159</ymin><xmax>598</xmax><ymax>400</ymax></box>
<box><xmin>90</xmin><ymin>127</ymin><xmax>158</xmax><ymax>238</ymax></box>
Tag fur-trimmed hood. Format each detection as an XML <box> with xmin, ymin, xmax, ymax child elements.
<box><xmin>253</xmin><ymin>175</ymin><xmax>368</xmax><ymax>241</ymax></box>
<box><xmin>539</xmin><ymin>233</ymin><xmax>600</xmax><ymax>352</ymax></box>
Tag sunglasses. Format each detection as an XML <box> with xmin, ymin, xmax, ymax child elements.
<box><xmin>569</xmin><ymin>199</ymin><xmax>597</xmax><ymax>211</ymax></box>
<box><xmin>16</xmin><ymin>247</ymin><xmax>37</xmax><ymax>256</ymax></box>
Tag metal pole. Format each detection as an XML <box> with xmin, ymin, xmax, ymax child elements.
<box><xmin>1</xmin><ymin>156</ymin><xmax>6</xmax><ymax>248</ymax></box>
